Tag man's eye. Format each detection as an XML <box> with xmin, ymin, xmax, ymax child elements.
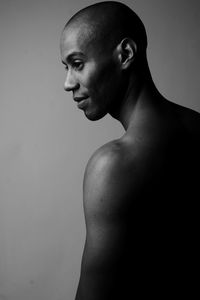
<box><xmin>72</xmin><ymin>61</ymin><xmax>84</xmax><ymax>70</ymax></box>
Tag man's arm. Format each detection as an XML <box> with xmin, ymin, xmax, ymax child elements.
<box><xmin>75</xmin><ymin>143</ymin><xmax>143</xmax><ymax>300</ymax></box>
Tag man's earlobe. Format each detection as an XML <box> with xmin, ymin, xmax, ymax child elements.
<box><xmin>117</xmin><ymin>38</ymin><xmax>137</xmax><ymax>70</ymax></box>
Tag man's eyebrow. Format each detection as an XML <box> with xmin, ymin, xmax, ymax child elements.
<box><xmin>62</xmin><ymin>52</ymin><xmax>85</xmax><ymax>64</ymax></box>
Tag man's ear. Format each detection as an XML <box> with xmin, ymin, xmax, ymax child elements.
<box><xmin>116</xmin><ymin>38</ymin><xmax>137</xmax><ymax>70</ymax></box>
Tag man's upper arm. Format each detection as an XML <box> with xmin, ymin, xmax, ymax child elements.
<box><xmin>77</xmin><ymin>144</ymin><xmax>143</xmax><ymax>298</ymax></box>
<box><xmin>83</xmin><ymin>148</ymin><xmax>129</xmax><ymax>266</ymax></box>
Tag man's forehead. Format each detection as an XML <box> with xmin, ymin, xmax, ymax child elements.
<box><xmin>62</xmin><ymin>22</ymin><xmax>94</xmax><ymax>49</ymax></box>
<box><xmin>60</xmin><ymin>22</ymin><xmax>101</xmax><ymax>63</ymax></box>
<box><xmin>60</xmin><ymin>17</ymin><xmax>114</xmax><ymax>63</ymax></box>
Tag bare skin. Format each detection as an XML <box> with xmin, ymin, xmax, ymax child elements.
<box><xmin>60</xmin><ymin>2</ymin><xmax>200</xmax><ymax>299</ymax></box>
<box><xmin>78</xmin><ymin>97</ymin><xmax>200</xmax><ymax>299</ymax></box>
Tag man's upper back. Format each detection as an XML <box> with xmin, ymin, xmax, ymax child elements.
<box><xmin>82</xmin><ymin>101</ymin><xmax>200</xmax><ymax>297</ymax></box>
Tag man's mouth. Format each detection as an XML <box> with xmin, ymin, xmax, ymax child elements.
<box><xmin>74</xmin><ymin>96</ymin><xmax>89</xmax><ymax>109</ymax></box>
<box><xmin>73</xmin><ymin>96</ymin><xmax>88</xmax><ymax>102</ymax></box>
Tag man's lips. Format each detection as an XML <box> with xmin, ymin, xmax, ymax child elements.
<box><xmin>73</xmin><ymin>96</ymin><xmax>89</xmax><ymax>109</ymax></box>
<box><xmin>73</xmin><ymin>96</ymin><xmax>89</xmax><ymax>102</ymax></box>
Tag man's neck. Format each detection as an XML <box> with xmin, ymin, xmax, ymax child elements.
<box><xmin>110</xmin><ymin>68</ymin><xmax>163</xmax><ymax>131</ymax></box>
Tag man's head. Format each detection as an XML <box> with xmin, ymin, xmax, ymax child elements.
<box><xmin>60</xmin><ymin>1</ymin><xmax>148</xmax><ymax>121</ymax></box>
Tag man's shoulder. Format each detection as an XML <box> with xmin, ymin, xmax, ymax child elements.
<box><xmin>83</xmin><ymin>139</ymin><xmax>137</xmax><ymax>215</ymax></box>
<box><xmin>83</xmin><ymin>138</ymin><xmax>153</xmax><ymax>207</ymax></box>
<box><xmin>86</xmin><ymin>139</ymin><xmax>124</xmax><ymax>172</ymax></box>
<box><xmin>84</xmin><ymin>138</ymin><xmax>142</xmax><ymax>180</ymax></box>
<box><xmin>84</xmin><ymin>137</ymin><xmax>158</xmax><ymax>181</ymax></box>
<box><xmin>84</xmin><ymin>139</ymin><xmax>126</xmax><ymax>189</ymax></box>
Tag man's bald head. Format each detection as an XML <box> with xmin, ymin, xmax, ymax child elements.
<box><xmin>60</xmin><ymin>2</ymin><xmax>149</xmax><ymax>121</ymax></box>
<box><xmin>63</xmin><ymin>1</ymin><xmax>147</xmax><ymax>58</ymax></box>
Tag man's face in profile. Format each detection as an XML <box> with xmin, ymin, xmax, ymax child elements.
<box><xmin>60</xmin><ymin>24</ymin><xmax>122</xmax><ymax>121</ymax></box>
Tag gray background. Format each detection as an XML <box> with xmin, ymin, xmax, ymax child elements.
<box><xmin>0</xmin><ymin>0</ymin><xmax>199</xmax><ymax>299</ymax></box>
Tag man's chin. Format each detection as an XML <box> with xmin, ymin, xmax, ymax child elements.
<box><xmin>84</xmin><ymin>109</ymin><xmax>107</xmax><ymax>121</ymax></box>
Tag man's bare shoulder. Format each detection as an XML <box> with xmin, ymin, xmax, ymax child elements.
<box><xmin>83</xmin><ymin>141</ymin><xmax>122</xmax><ymax>216</ymax></box>
<box><xmin>84</xmin><ymin>139</ymin><xmax>128</xmax><ymax>188</ymax></box>
<box><xmin>85</xmin><ymin>139</ymin><xmax>129</xmax><ymax>178</ymax></box>
<box><xmin>83</xmin><ymin>138</ymin><xmax>156</xmax><ymax>213</ymax></box>
<box><xmin>84</xmin><ymin>138</ymin><xmax>142</xmax><ymax>183</ymax></box>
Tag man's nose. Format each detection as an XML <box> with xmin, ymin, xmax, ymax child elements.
<box><xmin>64</xmin><ymin>70</ymin><xmax>79</xmax><ymax>92</ymax></box>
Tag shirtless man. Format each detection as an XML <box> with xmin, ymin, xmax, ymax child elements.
<box><xmin>60</xmin><ymin>2</ymin><xmax>200</xmax><ymax>299</ymax></box>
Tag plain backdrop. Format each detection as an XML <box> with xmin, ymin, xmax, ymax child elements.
<box><xmin>0</xmin><ymin>0</ymin><xmax>200</xmax><ymax>299</ymax></box>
